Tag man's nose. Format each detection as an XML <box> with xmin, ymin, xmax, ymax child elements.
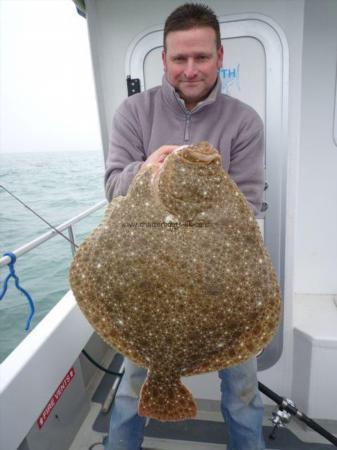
<box><xmin>184</xmin><ymin>59</ymin><xmax>198</xmax><ymax>79</ymax></box>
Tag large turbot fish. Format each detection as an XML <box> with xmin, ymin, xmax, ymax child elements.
<box><xmin>69</xmin><ymin>142</ymin><xmax>281</xmax><ymax>421</ymax></box>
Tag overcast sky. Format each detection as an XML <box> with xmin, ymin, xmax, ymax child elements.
<box><xmin>0</xmin><ymin>0</ymin><xmax>101</xmax><ymax>153</ymax></box>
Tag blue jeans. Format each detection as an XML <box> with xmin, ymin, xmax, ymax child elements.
<box><xmin>105</xmin><ymin>357</ymin><xmax>265</xmax><ymax>450</ymax></box>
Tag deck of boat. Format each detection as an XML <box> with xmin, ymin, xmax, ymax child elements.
<box><xmin>69</xmin><ymin>354</ymin><xmax>336</xmax><ymax>450</ymax></box>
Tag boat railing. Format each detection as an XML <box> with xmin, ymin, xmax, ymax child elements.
<box><xmin>0</xmin><ymin>199</ymin><xmax>107</xmax><ymax>268</ymax></box>
<box><xmin>0</xmin><ymin>199</ymin><xmax>107</xmax><ymax>450</ymax></box>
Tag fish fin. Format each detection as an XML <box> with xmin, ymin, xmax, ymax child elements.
<box><xmin>138</xmin><ymin>370</ymin><xmax>197</xmax><ymax>421</ymax></box>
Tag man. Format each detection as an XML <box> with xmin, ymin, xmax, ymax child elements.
<box><xmin>104</xmin><ymin>4</ymin><xmax>265</xmax><ymax>450</ymax></box>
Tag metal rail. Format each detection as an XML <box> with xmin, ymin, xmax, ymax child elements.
<box><xmin>0</xmin><ymin>200</ymin><xmax>107</xmax><ymax>267</ymax></box>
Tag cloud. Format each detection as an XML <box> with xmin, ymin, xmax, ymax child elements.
<box><xmin>0</xmin><ymin>0</ymin><xmax>101</xmax><ymax>153</ymax></box>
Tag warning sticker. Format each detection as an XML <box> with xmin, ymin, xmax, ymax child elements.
<box><xmin>37</xmin><ymin>367</ymin><xmax>75</xmax><ymax>429</ymax></box>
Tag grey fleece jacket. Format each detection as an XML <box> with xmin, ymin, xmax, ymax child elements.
<box><xmin>105</xmin><ymin>76</ymin><xmax>264</xmax><ymax>215</ymax></box>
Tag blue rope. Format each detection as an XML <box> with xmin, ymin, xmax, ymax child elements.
<box><xmin>0</xmin><ymin>252</ymin><xmax>35</xmax><ymax>331</ymax></box>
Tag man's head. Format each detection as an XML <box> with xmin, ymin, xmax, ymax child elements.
<box><xmin>162</xmin><ymin>3</ymin><xmax>223</xmax><ymax>110</ymax></box>
<box><xmin>163</xmin><ymin>3</ymin><xmax>221</xmax><ymax>50</ymax></box>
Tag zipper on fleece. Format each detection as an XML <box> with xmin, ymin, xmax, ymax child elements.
<box><xmin>184</xmin><ymin>112</ymin><xmax>191</xmax><ymax>141</ymax></box>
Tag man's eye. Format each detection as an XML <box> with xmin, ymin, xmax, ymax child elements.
<box><xmin>173</xmin><ymin>57</ymin><xmax>186</xmax><ymax>62</ymax></box>
<box><xmin>197</xmin><ymin>55</ymin><xmax>208</xmax><ymax>61</ymax></box>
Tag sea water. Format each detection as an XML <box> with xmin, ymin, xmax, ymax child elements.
<box><xmin>0</xmin><ymin>150</ymin><xmax>106</xmax><ymax>363</ymax></box>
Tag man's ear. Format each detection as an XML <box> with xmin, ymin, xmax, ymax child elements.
<box><xmin>162</xmin><ymin>49</ymin><xmax>167</xmax><ymax>72</ymax></box>
<box><xmin>217</xmin><ymin>45</ymin><xmax>224</xmax><ymax>69</ymax></box>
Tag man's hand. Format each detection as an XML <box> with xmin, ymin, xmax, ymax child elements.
<box><xmin>143</xmin><ymin>145</ymin><xmax>179</xmax><ymax>168</ymax></box>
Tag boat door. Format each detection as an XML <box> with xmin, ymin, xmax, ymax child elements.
<box><xmin>125</xmin><ymin>15</ymin><xmax>288</xmax><ymax>373</ymax></box>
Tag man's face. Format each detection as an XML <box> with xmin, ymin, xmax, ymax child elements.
<box><xmin>162</xmin><ymin>27</ymin><xmax>223</xmax><ymax>110</ymax></box>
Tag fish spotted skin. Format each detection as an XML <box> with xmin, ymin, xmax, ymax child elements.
<box><xmin>69</xmin><ymin>142</ymin><xmax>281</xmax><ymax>421</ymax></box>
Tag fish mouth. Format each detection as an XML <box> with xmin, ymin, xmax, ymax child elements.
<box><xmin>152</xmin><ymin>142</ymin><xmax>221</xmax><ymax>189</ymax></box>
<box><xmin>175</xmin><ymin>142</ymin><xmax>220</xmax><ymax>165</ymax></box>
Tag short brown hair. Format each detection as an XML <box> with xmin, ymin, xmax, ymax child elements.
<box><xmin>164</xmin><ymin>3</ymin><xmax>221</xmax><ymax>50</ymax></box>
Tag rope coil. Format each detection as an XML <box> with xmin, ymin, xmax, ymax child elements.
<box><xmin>0</xmin><ymin>252</ymin><xmax>35</xmax><ymax>330</ymax></box>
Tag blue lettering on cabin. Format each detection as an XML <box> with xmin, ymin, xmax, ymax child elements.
<box><xmin>219</xmin><ymin>65</ymin><xmax>240</xmax><ymax>95</ymax></box>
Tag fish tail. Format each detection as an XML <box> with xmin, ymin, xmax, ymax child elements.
<box><xmin>138</xmin><ymin>370</ymin><xmax>197</xmax><ymax>421</ymax></box>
